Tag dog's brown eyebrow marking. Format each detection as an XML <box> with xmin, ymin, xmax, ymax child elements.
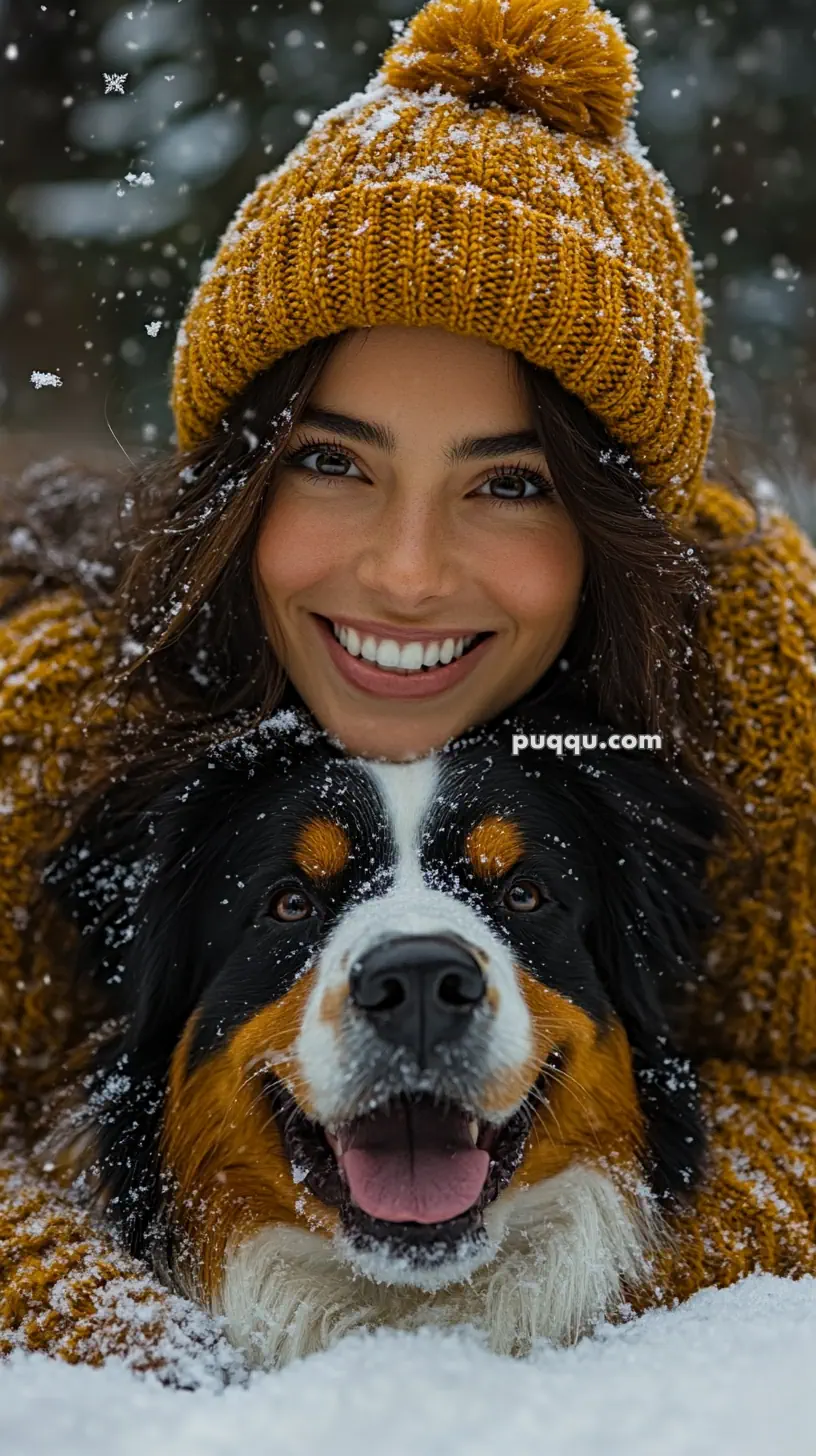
<box><xmin>466</xmin><ymin>816</ymin><xmax>524</xmax><ymax>878</ymax></box>
<box><xmin>294</xmin><ymin>817</ymin><xmax>350</xmax><ymax>880</ymax></box>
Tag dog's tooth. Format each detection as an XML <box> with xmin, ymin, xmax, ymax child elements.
<box><xmin>468</xmin><ymin>1119</ymin><xmax>480</xmax><ymax>1146</ymax></box>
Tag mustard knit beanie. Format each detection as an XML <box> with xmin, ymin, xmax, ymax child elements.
<box><xmin>171</xmin><ymin>0</ymin><xmax>715</xmax><ymax>519</ymax></box>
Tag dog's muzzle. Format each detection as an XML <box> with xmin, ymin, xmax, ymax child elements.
<box><xmin>266</xmin><ymin>928</ymin><xmax>552</xmax><ymax>1283</ymax></box>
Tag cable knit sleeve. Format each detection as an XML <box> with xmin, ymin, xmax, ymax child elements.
<box><xmin>635</xmin><ymin>1059</ymin><xmax>816</xmax><ymax>1309</ymax></box>
<box><xmin>628</xmin><ymin>485</ymin><xmax>816</xmax><ymax>1307</ymax></box>
<box><xmin>690</xmin><ymin>482</ymin><xmax>816</xmax><ymax>1069</ymax></box>
<box><xmin>0</xmin><ymin>589</ymin><xmax>244</xmax><ymax>1384</ymax></box>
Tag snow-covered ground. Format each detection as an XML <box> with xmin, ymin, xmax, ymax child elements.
<box><xmin>2</xmin><ymin>1274</ymin><xmax>816</xmax><ymax>1456</ymax></box>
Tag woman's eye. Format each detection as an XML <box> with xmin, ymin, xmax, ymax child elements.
<box><xmin>285</xmin><ymin>443</ymin><xmax>362</xmax><ymax>479</ymax></box>
<box><xmin>475</xmin><ymin>470</ymin><xmax>553</xmax><ymax>503</ymax></box>
<box><xmin>268</xmin><ymin>888</ymin><xmax>316</xmax><ymax>922</ymax></box>
<box><xmin>502</xmin><ymin>879</ymin><xmax>546</xmax><ymax>912</ymax></box>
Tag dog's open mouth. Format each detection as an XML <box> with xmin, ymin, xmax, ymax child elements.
<box><xmin>266</xmin><ymin>1078</ymin><xmax>547</xmax><ymax>1265</ymax></box>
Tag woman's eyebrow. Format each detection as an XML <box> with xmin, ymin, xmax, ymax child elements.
<box><xmin>297</xmin><ymin>406</ymin><xmax>546</xmax><ymax>464</ymax></box>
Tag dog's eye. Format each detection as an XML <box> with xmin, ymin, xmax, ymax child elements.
<box><xmin>268</xmin><ymin>888</ymin><xmax>315</xmax><ymax>922</ymax></box>
<box><xmin>503</xmin><ymin>879</ymin><xmax>544</xmax><ymax>912</ymax></box>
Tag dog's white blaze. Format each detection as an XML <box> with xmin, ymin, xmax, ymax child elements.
<box><xmin>295</xmin><ymin>756</ymin><xmax>533</xmax><ymax>1124</ymax></box>
<box><xmin>214</xmin><ymin>1164</ymin><xmax>661</xmax><ymax>1369</ymax></box>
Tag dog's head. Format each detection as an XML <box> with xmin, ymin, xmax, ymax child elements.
<box><xmin>46</xmin><ymin>707</ymin><xmax>721</xmax><ymax>1303</ymax></box>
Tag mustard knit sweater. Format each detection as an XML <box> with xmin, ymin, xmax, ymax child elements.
<box><xmin>0</xmin><ymin>478</ymin><xmax>815</xmax><ymax>1380</ymax></box>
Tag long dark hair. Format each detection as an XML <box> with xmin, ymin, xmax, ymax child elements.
<box><xmin>0</xmin><ymin>331</ymin><xmax>758</xmax><ymax>826</ymax></box>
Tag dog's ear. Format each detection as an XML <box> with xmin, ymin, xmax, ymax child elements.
<box><xmin>43</xmin><ymin>780</ymin><xmax>212</xmax><ymax>1257</ymax></box>
<box><xmin>573</xmin><ymin>751</ymin><xmax>724</xmax><ymax>1205</ymax></box>
<box><xmin>45</xmin><ymin>783</ymin><xmax>204</xmax><ymax>1029</ymax></box>
<box><xmin>585</xmin><ymin>755</ymin><xmax>723</xmax><ymax>1203</ymax></box>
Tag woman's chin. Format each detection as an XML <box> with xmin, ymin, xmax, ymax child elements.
<box><xmin>303</xmin><ymin>695</ymin><xmax>476</xmax><ymax>763</ymax></box>
<box><xmin>321</xmin><ymin>717</ymin><xmax>464</xmax><ymax>764</ymax></box>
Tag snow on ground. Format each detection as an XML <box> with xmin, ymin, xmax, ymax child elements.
<box><xmin>2</xmin><ymin>1274</ymin><xmax>815</xmax><ymax>1456</ymax></box>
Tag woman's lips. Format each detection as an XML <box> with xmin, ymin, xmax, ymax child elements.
<box><xmin>313</xmin><ymin>615</ymin><xmax>495</xmax><ymax>699</ymax></box>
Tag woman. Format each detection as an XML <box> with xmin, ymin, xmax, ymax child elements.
<box><xmin>1</xmin><ymin>0</ymin><xmax>815</xmax><ymax>1379</ymax></box>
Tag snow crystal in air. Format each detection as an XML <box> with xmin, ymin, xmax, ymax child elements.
<box><xmin>30</xmin><ymin>371</ymin><xmax>62</xmax><ymax>389</ymax></box>
<box><xmin>145</xmin><ymin>321</ymin><xmax>162</xmax><ymax>336</ymax></box>
<box><xmin>103</xmin><ymin>72</ymin><xmax>128</xmax><ymax>94</ymax></box>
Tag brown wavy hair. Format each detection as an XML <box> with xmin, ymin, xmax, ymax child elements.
<box><xmin>1</xmin><ymin>330</ymin><xmax>758</xmax><ymax>820</ymax></box>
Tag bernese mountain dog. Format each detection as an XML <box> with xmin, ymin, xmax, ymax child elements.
<box><xmin>43</xmin><ymin>704</ymin><xmax>721</xmax><ymax>1367</ymax></box>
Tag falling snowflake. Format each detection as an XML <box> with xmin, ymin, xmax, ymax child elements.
<box><xmin>125</xmin><ymin>171</ymin><xmax>154</xmax><ymax>187</ymax></box>
<box><xmin>30</xmin><ymin>371</ymin><xmax>62</xmax><ymax>389</ymax></box>
<box><xmin>145</xmin><ymin>321</ymin><xmax>162</xmax><ymax>337</ymax></box>
<box><xmin>103</xmin><ymin>73</ymin><xmax>128</xmax><ymax>95</ymax></box>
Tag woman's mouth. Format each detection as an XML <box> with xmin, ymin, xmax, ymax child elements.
<box><xmin>312</xmin><ymin>615</ymin><xmax>496</xmax><ymax>699</ymax></box>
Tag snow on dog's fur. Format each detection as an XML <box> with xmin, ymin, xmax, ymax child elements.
<box><xmin>43</xmin><ymin>706</ymin><xmax>721</xmax><ymax>1367</ymax></box>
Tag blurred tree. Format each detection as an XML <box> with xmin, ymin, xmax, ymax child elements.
<box><xmin>1</xmin><ymin>0</ymin><xmax>814</xmax><ymax>530</ymax></box>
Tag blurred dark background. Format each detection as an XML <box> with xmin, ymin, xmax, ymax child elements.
<box><xmin>1</xmin><ymin>0</ymin><xmax>815</xmax><ymax>533</ymax></box>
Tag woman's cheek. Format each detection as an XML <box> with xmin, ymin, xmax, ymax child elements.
<box><xmin>481</xmin><ymin>514</ymin><xmax>585</xmax><ymax>628</ymax></box>
<box><xmin>256</xmin><ymin>489</ymin><xmax>357</xmax><ymax>598</ymax></box>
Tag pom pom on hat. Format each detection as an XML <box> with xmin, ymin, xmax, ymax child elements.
<box><xmin>380</xmin><ymin>0</ymin><xmax>639</xmax><ymax>141</ymax></box>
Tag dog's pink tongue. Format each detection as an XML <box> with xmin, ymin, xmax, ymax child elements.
<box><xmin>337</xmin><ymin>1102</ymin><xmax>490</xmax><ymax>1225</ymax></box>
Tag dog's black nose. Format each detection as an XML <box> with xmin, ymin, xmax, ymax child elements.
<box><xmin>349</xmin><ymin>934</ymin><xmax>486</xmax><ymax>1066</ymax></box>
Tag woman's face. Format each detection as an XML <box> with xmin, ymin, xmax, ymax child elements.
<box><xmin>255</xmin><ymin>326</ymin><xmax>585</xmax><ymax>762</ymax></box>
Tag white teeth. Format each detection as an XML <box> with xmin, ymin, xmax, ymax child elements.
<box><xmin>468</xmin><ymin>1119</ymin><xmax>480</xmax><ymax>1146</ymax></box>
<box><xmin>375</xmin><ymin>638</ymin><xmax>402</xmax><ymax>669</ymax></box>
<box><xmin>331</xmin><ymin>623</ymin><xmax>480</xmax><ymax>674</ymax></box>
<box><xmin>400</xmin><ymin>641</ymin><xmax>425</xmax><ymax>671</ymax></box>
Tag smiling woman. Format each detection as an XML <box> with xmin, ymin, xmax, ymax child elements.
<box><xmin>82</xmin><ymin>320</ymin><xmax>705</xmax><ymax>792</ymax></box>
<box><xmin>253</xmin><ymin>326</ymin><xmax>586</xmax><ymax>761</ymax></box>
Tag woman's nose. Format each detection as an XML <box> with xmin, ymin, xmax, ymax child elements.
<box><xmin>355</xmin><ymin>501</ymin><xmax>458</xmax><ymax>606</ymax></box>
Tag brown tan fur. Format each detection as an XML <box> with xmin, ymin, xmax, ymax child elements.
<box><xmin>319</xmin><ymin>982</ymin><xmax>350</xmax><ymax>1029</ymax></box>
<box><xmin>293</xmin><ymin>818</ymin><xmax>350</xmax><ymax>880</ymax></box>
<box><xmin>162</xmin><ymin>973</ymin><xmax>338</xmax><ymax>1302</ymax></box>
<box><xmin>508</xmin><ymin>969</ymin><xmax>645</xmax><ymax>1189</ymax></box>
<box><xmin>466</xmin><ymin>816</ymin><xmax>524</xmax><ymax>879</ymax></box>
